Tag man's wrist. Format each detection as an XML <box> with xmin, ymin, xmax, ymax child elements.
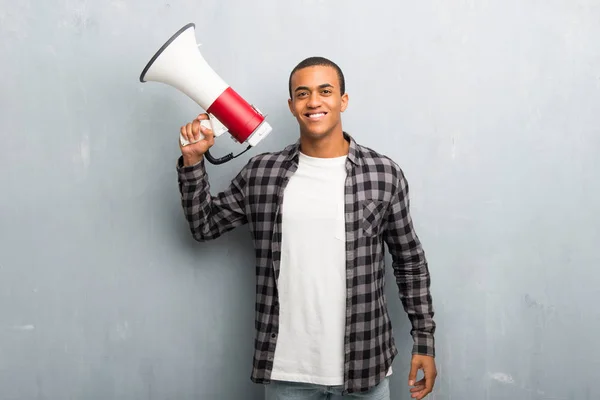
<box><xmin>183</xmin><ymin>154</ymin><xmax>203</xmax><ymax>167</ymax></box>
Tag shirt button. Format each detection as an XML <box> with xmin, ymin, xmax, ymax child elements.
<box><xmin>271</xmin><ymin>333</ymin><xmax>277</xmax><ymax>339</ymax></box>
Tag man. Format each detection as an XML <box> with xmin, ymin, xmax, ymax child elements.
<box><xmin>176</xmin><ymin>57</ymin><xmax>437</xmax><ymax>399</ymax></box>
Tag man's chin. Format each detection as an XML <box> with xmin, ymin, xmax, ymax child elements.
<box><xmin>300</xmin><ymin>126</ymin><xmax>330</xmax><ymax>139</ymax></box>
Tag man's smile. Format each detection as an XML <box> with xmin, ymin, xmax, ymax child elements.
<box><xmin>304</xmin><ymin>111</ymin><xmax>328</xmax><ymax>121</ymax></box>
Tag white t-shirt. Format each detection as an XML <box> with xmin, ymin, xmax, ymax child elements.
<box><xmin>271</xmin><ymin>152</ymin><xmax>392</xmax><ymax>385</ymax></box>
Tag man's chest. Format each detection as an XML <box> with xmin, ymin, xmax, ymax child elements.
<box><xmin>280</xmin><ymin>162</ymin><xmax>347</xmax><ymax>241</ymax></box>
<box><xmin>245</xmin><ymin>164</ymin><xmax>396</xmax><ymax>239</ymax></box>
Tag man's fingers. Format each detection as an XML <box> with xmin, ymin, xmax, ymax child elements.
<box><xmin>192</xmin><ymin>120</ymin><xmax>202</xmax><ymax>142</ymax></box>
<box><xmin>409</xmin><ymin>378</ymin><xmax>426</xmax><ymax>393</ymax></box>
<box><xmin>179</xmin><ymin>115</ymin><xmax>216</xmax><ymax>153</ymax></box>
<box><xmin>408</xmin><ymin>361</ymin><xmax>419</xmax><ymax>386</ymax></box>
<box><xmin>186</xmin><ymin>123</ymin><xmax>194</xmax><ymax>142</ymax></box>
<box><xmin>412</xmin><ymin>384</ymin><xmax>431</xmax><ymax>399</ymax></box>
<box><xmin>180</xmin><ymin>126</ymin><xmax>186</xmax><ymax>142</ymax></box>
<box><xmin>425</xmin><ymin>369</ymin><xmax>435</xmax><ymax>394</ymax></box>
<box><xmin>410</xmin><ymin>378</ymin><xmax>427</xmax><ymax>399</ymax></box>
<box><xmin>424</xmin><ymin>363</ymin><xmax>436</xmax><ymax>393</ymax></box>
<box><xmin>199</xmin><ymin>122</ymin><xmax>214</xmax><ymax>142</ymax></box>
<box><xmin>181</xmin><ymin>125</ymin><xmax>191</xmax><ymax>144</ymax></box>
<box><xmin>414</xmin><ymin>367</ymin><xmax>436</xmax><ymax>399</ymax></box>
<box><xmin>415</xmin><ymin>388</ymin><xmax>432</xmax><ymax>400</ymax></box>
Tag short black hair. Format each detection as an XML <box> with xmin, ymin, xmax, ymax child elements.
<box><xmin>288</xmin><ymin>56</ymin><xmax>345</xmax><ymax>98</ymax></box>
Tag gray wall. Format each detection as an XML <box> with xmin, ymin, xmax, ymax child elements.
<box><xmin>1</xmin><ymin>1</ymin><xmax>599</xmax><ymax>399</ymax></box>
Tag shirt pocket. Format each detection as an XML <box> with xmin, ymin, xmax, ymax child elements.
<box><xmin>362</xmin><ymin>199</ymin><xmax>386</xmax><ymax>237</ymax></box>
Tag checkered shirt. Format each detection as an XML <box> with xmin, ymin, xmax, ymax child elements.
<box><xmin>176</xmin><ymin>133</ymin><xmax>435</xmax><ymax>394</ymax></box>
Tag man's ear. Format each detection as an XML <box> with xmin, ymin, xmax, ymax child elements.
<box><xmin>341</xmin><ymin>93</ymin><xmax>349</xmax><ymax>112</ymax></box>
<box><xmin>288</xmin><ymin>98</ymin><xmax>296</xmax><ymax>116</ymax></box>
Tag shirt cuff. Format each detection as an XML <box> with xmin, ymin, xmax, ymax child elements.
<box><xmin>176</xmin><ymin>156</ymin><xmax>206</xmax><ymax>184</ymax></box>
<box><xmin>412</xmin><ymin>334</ymin><xmax>435</xmax><ymax>358</ymax></box>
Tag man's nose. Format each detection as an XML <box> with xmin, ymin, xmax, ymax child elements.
<box><xmin>307</xmin><ymin>92</ymin><xmax>321</xmax><ymax>107</ymax></box>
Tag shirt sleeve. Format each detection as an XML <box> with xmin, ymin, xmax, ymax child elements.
<box><xmin>383</xmin><ymin>169</ymin><xmax>436</xmax><ymax>357</ymax></box>
<box><xmin>176</xmin><ymin>156</ymin><xmax>249</xmax><ymax>241</ymax></box>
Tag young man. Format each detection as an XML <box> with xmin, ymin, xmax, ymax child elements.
<box><xmin>176</xmin><ymin>57</ymin><xmax>437</xmax><ymax>399</ymax></box>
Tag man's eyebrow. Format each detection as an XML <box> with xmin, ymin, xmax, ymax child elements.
<box><xmin>294</xmin><ymin>83</ymin><xmax>335</xmax><ymax>92</ymax></box>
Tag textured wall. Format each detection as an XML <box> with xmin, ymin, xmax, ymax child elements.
<box><xmin>1</xmin><ymin>1</ymin><xmax>599</xmax><ymax>399</ymax></box>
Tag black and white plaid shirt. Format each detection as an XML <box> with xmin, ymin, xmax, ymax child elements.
<box><xmin>176</xmin><ymin>132</ymin><xmax>435</xmax><ymax>394</ymax></box>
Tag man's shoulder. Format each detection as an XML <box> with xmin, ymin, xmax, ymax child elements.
<box><xmin>247</xmin><ymin>148</ymin><xmax>290</xmax><ymax>166</ymax></box>
<box><xmin>241</xmin><ymin>142</ymin><xmax>296</xmax><ymax>174</ymax></box>
<box><xmin>355</xmin><ymin>141</ymin><xmax>405</xmax><ymax>179</ymax></box>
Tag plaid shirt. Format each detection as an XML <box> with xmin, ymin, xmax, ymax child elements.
<box><xmin>176</xmin><ymin>133</ymin><xmax>435</xmax><ymax>394</ymax></box>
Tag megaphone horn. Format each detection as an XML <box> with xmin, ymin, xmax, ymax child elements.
<box><xmin>139</xmin><ymin>23</ymin><xmax>272</xmax><ymax>165</ymax></box>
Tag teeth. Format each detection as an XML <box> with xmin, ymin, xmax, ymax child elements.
<box><xmin>308</xmin><ymin>113</ymin><xmax>325</xmax><ymax>119</ymax></box>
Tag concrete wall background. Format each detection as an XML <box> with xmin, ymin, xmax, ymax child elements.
<box><xmin>1</xmin><ymin>1</ymin><xmax>599</xmax><ymax>399</ymax></box>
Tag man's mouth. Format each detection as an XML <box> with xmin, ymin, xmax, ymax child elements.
<box><xmin>304</xmin><ymin>112</ymin><xmax>327</xmax><ymax>120</ymax></box>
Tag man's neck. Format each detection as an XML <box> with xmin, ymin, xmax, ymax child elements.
<box><xmin>299</xmin><ymin>130</ymin><xmax>349</xmax><ymax>158</ymax></box>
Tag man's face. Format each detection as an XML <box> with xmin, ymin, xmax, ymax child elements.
<box><xmin>288</xmin><ymin>65</ymin><xmax>348</xmax><ymax>139</ymax></box>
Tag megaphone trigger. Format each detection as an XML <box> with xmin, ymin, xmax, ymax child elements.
<box><xmin>205</xmin><ymin>114</ymin><xmax>228</xmax><ymax>138</ymax></box>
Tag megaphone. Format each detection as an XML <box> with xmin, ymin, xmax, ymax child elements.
<box><xmin>139</xmin><ymin>23</ymin><xmax>272</xmax><ymax>165</ymax></box>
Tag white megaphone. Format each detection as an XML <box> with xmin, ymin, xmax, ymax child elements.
<box><xmin>139</xmin><ymin>23</ymin><xmax>272</xmax><ymax>164</ymax></box>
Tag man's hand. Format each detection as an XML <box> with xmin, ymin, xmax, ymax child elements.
<box><xmin>180</xmin><ymin>113</ymin><xmax>215</xmax><ymax>166</ymax></box>
<box><xmin>408</xmin><ymin>354</ymin><xmax>437</xmax><ymax>399</ymax></box>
